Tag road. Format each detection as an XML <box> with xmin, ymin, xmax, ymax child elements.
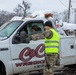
<box><xmin>20</xmin><ymin>66</ymin><xmax>76</xmax><ymax>75</ymax></box>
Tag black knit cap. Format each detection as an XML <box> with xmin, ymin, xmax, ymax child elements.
<box><xmin>44</xmin><ymin>21</ymin><xmax>53</xmax><ymax>27</ymax></box>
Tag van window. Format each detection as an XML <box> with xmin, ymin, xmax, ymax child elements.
<box><xmin>15</xmin><ymin>21</ymin><xmax>44</xmax><ymax>42</ymax></box>
<box><xmin>17</xmin><ymin>22</ymin><xmax>44</xmax><ymax>35</ymax></box>
<box><xmin>27</xmin><ymin>22</ymin><xmax>44</xmax><ymax>35</ymax></box>
<box><xmin>0</xmin><ymin>21</ymin><xmax>23</xmax><ymax>39</ymax></box>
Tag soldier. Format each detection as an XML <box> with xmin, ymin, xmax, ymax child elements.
<box><xmin>43</xmin><ymin>21</ymin><xmax>60</xmax><ymax>75</ymax></box>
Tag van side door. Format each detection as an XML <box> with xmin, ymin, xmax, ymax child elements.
<box><xmin>10</xmin><ymin>20</ymin><xmax>45</xmax><ymax>74</ymax></box>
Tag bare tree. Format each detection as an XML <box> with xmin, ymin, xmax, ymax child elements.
<box><xmin>0</xmin><ymin>10</ymin><xmax>16</xmax><ymax>26</ymax></box>
<box><xmin>14</xmin><ymin>0</ymin><xmax>31</xmax><ymax>17</ymax></box>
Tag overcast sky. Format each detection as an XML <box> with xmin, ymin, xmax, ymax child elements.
<box><xmin>0</xmin><ymin>0</ymin><xmax>75</xmax><ymax>13</ymax></box>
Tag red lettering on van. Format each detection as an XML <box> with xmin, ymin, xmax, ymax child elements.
<box><xmin>19</xmin><ymin>44</ymin><xmax>45</xmax><ymax>62</ymax></box>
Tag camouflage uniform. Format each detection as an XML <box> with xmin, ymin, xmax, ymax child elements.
<box><xmin>43</xmin><ymin>30</ymin><xmax>58</xmax><ymax>75</ymax></box>
<box><xmin>31</xmin><ymin>30</ymin><xmax>52</xmax><ymax>41</ymax></box>
<box><xmin>31</xmin><ymin>32</ymin><xmax>45</xmax><ymax>41</ymax></box>
<box><xmin>44</xmin><ymin>54</ymin><xmax>58</xmax><ymax>75</ymax></box>
<box><xmin>30</xmin><ymin>30</ymin><xmax>58</xmax><ymax>75</ymax></box>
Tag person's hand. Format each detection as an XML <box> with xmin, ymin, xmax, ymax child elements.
<box><xmin>31</xmin><ymin>33</ymin><xmax>45</xmax><ymax>41</ymax></box>
<box><xmin>43</xmin><ymin>30</ymin><xmax>53</xmax><ymax>39</ymax></box>
<box><xmin>31</xmin><ymin>34</ymin><xmax>40</xmax><ymax>41</ymax></box>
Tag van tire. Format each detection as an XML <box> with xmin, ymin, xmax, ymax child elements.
<box><xmin>39</xmin><ymin>69</ymin><xmax>43</xmax><ymax>74</ymax></box>
<box><xmin>0</xmin><ymin>62</ymin><xmax>6</xmax><ymax>75</ymax></box>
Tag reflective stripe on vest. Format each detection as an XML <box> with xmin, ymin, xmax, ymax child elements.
<box><xmin>45</xmin><ymin>29</ymin><xmax>60</xmax><ymax>54</ymax></box>
<box><xmin>45</xmin><ymin>46</ymin><xmax>59</xmax><ymax>48</ymax></box>
<box><xmin>45</xmin><ymin>40</ymin><xmax>59</xmax><ymax>44</ymax></box>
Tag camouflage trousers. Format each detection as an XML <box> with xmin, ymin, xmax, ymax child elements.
<box><xmin>44</xmin><ymin>53</ymin><xmax>58</xmax><ymax>75</ymax></box>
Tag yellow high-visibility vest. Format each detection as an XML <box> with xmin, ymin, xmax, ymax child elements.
<box><xmin>45</xmin><ymin>29</ymin><xmax>60</xmax><ymax>54</ymax></box>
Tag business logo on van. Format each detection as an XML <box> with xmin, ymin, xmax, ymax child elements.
<box><xmin>19</xmin><ymin>44</ymin><xmax>45</xmax><ymax>62</ymax></box>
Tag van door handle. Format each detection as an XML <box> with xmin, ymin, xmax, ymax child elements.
<box><xmin>70</xmin><ymin>45</ymin><xmax>74</xmax><ymax>49</ymax></box>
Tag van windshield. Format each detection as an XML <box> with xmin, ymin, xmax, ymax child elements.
<box><xmin>0</xmin><ymin>21</ymin><xmax>23</xmax><ymax>39</ymax></box>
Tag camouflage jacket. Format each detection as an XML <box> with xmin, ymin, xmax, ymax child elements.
<box><xmin>30</xmin><ymin>30</ymin><xmax>53</xmax><ymax>41</ymax></box>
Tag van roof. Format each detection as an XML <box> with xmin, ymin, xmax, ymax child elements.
<box><xmin>10</xmin><ymin>16</ymin><xmax>47</xmax><ymax>22</ymax></box>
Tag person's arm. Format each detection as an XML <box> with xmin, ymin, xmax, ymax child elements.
<box><xmin>43</xmin><ymin>30</ymin><xmax>53</xmax><ymax>39</ymax></box>
<box><xmin>30</xmin><ymin>32</ymin><xmax>45</xmax><ymax>41</ymax></box>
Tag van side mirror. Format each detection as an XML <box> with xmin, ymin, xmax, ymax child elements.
<box><xmin>12</xmin><ymin>31</ymin><xmax>30</xmax><ymax>44</ymax></box>
<box><xmin>12</xmin><ymin>33</ymin><xmax>20</xmax><ymax>44</ymax></box>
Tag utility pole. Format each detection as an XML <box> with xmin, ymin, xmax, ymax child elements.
<box><xmin>68</xmin><ymin>0</ymin><xmax>71</xmax><ymax>22</ymax></box>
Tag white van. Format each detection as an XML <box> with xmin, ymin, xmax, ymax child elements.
<box><xmin>0</xmin><ymin>17</ymin><xmax>46</xmax><ymax>75</ymax></box>
<box><xmin>0</xmin><ymin>13</ymin><xmax>76</xmax><ymax>75</ymax></box>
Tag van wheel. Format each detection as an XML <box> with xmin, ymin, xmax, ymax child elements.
<box><xmin>0</xmin><ymin>63</ymin><xmax>6</xmax><ymax>75</ymax></box>
<box><xmin>39</xmin><ymin>69</ymin><xmax>43</xmax><ymax>74</ymax></box>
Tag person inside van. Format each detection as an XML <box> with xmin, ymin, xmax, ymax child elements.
<box><xmin>31</xmin><ymin>25</ymin><xmax>43</xmax><ymax>40</ymax></box>
<box><xmin>31</xmin><ymin>25</ymin><xmax>41</xmax><ymax>33</ymax></box>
